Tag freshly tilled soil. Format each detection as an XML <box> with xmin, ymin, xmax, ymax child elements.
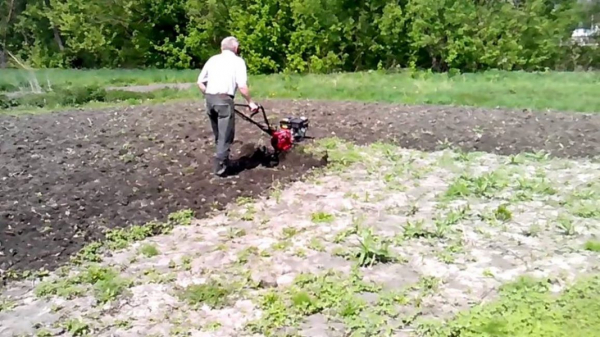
<box><xmin>1</xmin><ymin>99</ymin><xmax>599</xmax><ymax>274</ymax></box>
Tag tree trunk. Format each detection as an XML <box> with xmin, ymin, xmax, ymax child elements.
<box><xmin>43</xmin><ymin>0</ymin><xmax>64</xmax><ymax>51</ymax></box>
<box><xmin>1</xmin><ymin>0</ymin><xmax>15</xmax><ymax>68</ymax></box>
<box><xmin>0</xmin><ymin>49</ymin><xmax>6</xmax><ymax>68</ymax></box>
<box><xmin>52</xmin><ymin>26</ymin><xmax>64</xmax><ymax>51</ymax></box>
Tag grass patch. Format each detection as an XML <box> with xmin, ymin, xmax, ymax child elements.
<box><xmin>444</xmin><ymin>172</ymin><xmax>507</xmax><ymax>200</ymax></box>
<box><xmin>178</xmin><ymin>279</ymin><xmax>234</xmax><ymax>309</ymax></box>
<box><xmin>254</xmin><ymin>70</ymin><xmax>600</xmax><ymax>113</ymax></box>
<box><xmin>168</xmin><ymin>209</ymin><xmax>195</xmax><ymax>225</ymax></box>
<box><xmin>311</xmin><ymin>211</ymin><xmax>335</xmax><ymax>223</ymax></box>
<box><xmin>139</xmin><ymin>243</ymin><xmax>160</xmax><ymax>257</ymax></box>
<box><xmin>2</xmin><ymin>69</ymin><xmax>600</xmax><ymax>113</ymax></box>
<box><xmin>72</xmin><ymin>209</ymin><xmax>194</xmax><ymax>265</ymax></box>
<box><xmin>35</xmin><ymin>265</ymin><xmax>132</xmax><ymax>304</ymax></box>
<box><xmin>334</xmin><ymin>226</ymin><xmax>400</xmax><ymax>267</ymax></box>
<box><xmin>246</xmin><ymin>269</ymin><xmax>390</xmax><ymax>335</ymax></box>
<box><xmin>1</xmin><ymin>85</ymin><xmax>194</xmax><ymax>113</ymax></box>
<box><xmin>584</xmin><ymin>240</ymin><xmax>600</xmax><ymax>252</ymax></box>
<box><xmin>418</xmin><ymin>275</ymin><xmax>600</xmax><ymax>337</ymax></box>
<box><xmin>354</xmin><ymin>230</ymin><xmax>398</xmax><ymax>267</ymax></box>
<box><xmin>0</xmin><ymin>299</ymin><xmax>16</xmax><ymax>312</ymax></box>
<box><xmin>569</xmin><ymin>200</ymin><xmax>600</xmax><ymax>219</ymax></box>
<box><xmin>0</xmin><ymin>68</ymin><xmax>195</xmax><ymax>90</ymax></box>
<box><xmin>63</xmin><ymin>318</ymin><xmax>91</xmax><ymax>336</ymax></box>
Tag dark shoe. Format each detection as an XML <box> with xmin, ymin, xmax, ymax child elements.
<box><xmin>214</xmin><ymin>159</ymin><xmax>228</xmax><ymax>177</ymax></box>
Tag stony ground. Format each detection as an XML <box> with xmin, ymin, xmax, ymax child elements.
<box><xmin>2</xmin><ymin>138</ymin><xmax>599</xmax><ymax>337</ymax></box>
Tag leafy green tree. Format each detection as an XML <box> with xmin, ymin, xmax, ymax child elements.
<box><xmin>2</xmin><ymin>0</ymin><xmax>597</xmax><ymax>72</ymax></box>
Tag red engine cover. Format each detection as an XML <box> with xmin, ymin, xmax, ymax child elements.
<box><xmin>271</xmin><ymin>129</ymin><xmax>293</xmax><ymax>152</ymax></box>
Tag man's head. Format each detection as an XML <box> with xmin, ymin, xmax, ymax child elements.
<box><xmin>221</xmin><ymin>36</ymin><xmax>239</xmax><ymax>54</ymax></box>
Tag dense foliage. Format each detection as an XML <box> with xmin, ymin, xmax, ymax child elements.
<box><xmin>1</xmin><ymin>0</ymin><xmax>599</xmax><ymax>73</ymax></box>
<box><xmin>0</xmin><ymin>85</ymin><xmax>191</xmax><ymax>109</ymax></box>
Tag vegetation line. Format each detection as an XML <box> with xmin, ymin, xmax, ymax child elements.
<box><xmin>2</xmin><ymin>70</ymin><xmax>600</xmax><ymax>114</ymax></box>
<box><xmin>1</xmin><ymin>1</ymin><xmax>598</xmax><ymax>73</ymax></box>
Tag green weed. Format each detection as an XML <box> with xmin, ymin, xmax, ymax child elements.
<box><xmin>445</xmin><ymin>172</ymin><xmax>506</xmax><ymax>200</ymax></box>
<box><xmin>425</xmin><ymin>275</ymin><xmax>600</xmax><ymax>336</ymax></box>
<box><xmin>513</xmin><ymin>177</ymin><xmax>557</xmax><ymax>201</ymax></box>
<box><xmin>354</xmin><ymin>228</ymin><xmax>397</xmax><ymax>267</ymax></box>
<box><xmin>225</xmin><ymin>227</ymin><xmax>247</xmax><ymax>240</ymax></box>
<box><xmin>63</xmin><ymin>318</ymin><xmax>91</xmax><ymax>336</ymax></box>
<box><xmin>308</xmin><ymin>238</ymin><xmax>326</xmax><ymax>252</ymax></box>
<box><xmin>246</xmin><ymin>269</ymin><xmax>386</xmax><ymax>335</ymax></box>
<box><xmin>35</xmin><ymin>265</ymin><xmax>132</xmax><ymax>304</ymax></box>
<box><xmin>237</xmin><ymin>246</ymin><xmax>259</xmax><ymax>264</ymax></box>
<box><xmin>584</xmin><ymin>240</ymin><xmax>600</xmax><ymax>252</ymax></box>
<box><xmin>556</xmin><ymin>215</ymin><xmax>577</xmax><ymax>236</ymax></box>
<box><xmin>0</xmin><ymin>299</ymin><xmax>16</xmax><ymax>312</ymax></box>
<box><xmin>493</xmin><ymin>204</ymin><xmax>513</xmax><ymax>222</ymax></box>
<box><xmin>523</xmin><ymin>223</ymin><xmax>543</xmax><ymax>237</ymax></box>
<box><xmin>178</xmin><ymin>279</ymin><xmax>234</xmax><ymax>309</ymax></box>
<box><xmin>71</xmin><ymin>209</ymin><xmax>193</xmax><ymax>265</ymax></box>
<box><xmin>281</xmin><ymin>227</ymin><xmax>300</xmax><ymax>239</ymax></box>
<box><xmin>569</xmin><ymin>201</ymin><xmax>600</xmax><ymax>219</ymax></box>
<box><xmin>139</xmin><ymin>243</ymin><xmax>160</xmax><ymax>257</ymax></box>
<box><xmin>168</xmin><ymin>209</ymin><xmax>195</xmax><ymax>226</ymax></box>
<box><xmin>311</xmin><ymin>211</ymin><xmax>335</xmax><ymax>223</ymax></box>
<box><xmin>143</xmin><ymin>268</ymin><xmax>176</xmax><ymax>284</ymax></box>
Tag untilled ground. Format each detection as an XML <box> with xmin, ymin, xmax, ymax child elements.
<box><xmin>1</xmin><ymin>99</ymin><xmax>600</xmax><ymax>275</ymax></box>
<box><xmin>1</xmin><ymin>139</ymin><xmax>599</xmax><ymax>336</ymax></box>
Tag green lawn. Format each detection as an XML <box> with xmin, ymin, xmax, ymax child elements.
<box><xmin>420</xmin><ymin>274</ymin><xmax>600</xmax><ymax>337</ymax></box>
<box><xmin>0</xmin><ymin>68</ymin><xmax>197</xmax><ymax>91</ymax></box>
<box><xmin>1</xmin><ymin>69</ymin><xmax>600</xmax><ymax>113</ymax></box>
<box><xmin>255</xmin><ymin>70</ymin><xmax>600</xmax><ymax>113</ymax></box>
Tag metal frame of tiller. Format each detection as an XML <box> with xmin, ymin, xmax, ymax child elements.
<box><xmin>233</xmin><ymin>103</ymin><xmax>275</xmax><ymax>136</ymax></box>
<box><xmin>233</xmin><ymin>103</ymin><xmax>310</xmax><ymax>159</ymax></box>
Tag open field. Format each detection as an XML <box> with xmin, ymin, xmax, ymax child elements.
<box><xmin>2</xmin><ymin>70</ymin><xmax>600</xmax><ymax>113</ymax></box>
<box><xmin>2</xmin><ymin>129</ymin><xmax>600</xmax><ymax>336</ymax></box>
<box><xmin>1</xmin><ymin>69</ymin><xmax>600</xmax><ymax>335</ymax></box>
<box><xmin>3</xmin><ymin>99</ymin><xmax>600</xmax><ymax>272</ymax></box>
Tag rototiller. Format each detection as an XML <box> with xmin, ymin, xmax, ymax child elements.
<box><xmin>234</xmin><ymin>103</ymin><xmax>310</xmax><ymax>156</ymax></box>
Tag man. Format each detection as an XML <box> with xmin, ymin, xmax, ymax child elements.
<box><xmin>197</xmin><ymin>36</ymin><xmax>259</xmax><ymax>176</ymax></box>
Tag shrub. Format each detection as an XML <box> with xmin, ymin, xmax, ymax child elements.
<box><xmin>0</xmin><ymin>94</ymin><xmax>20</xmax><ymax>109</ymax></box>
<box><xmin>16</xmin><ymin>93</ymin><xmax>53</xmax><ymax>108</ymax></box>
<box><xmin>104</xmin><ymin>90</ymin><xmax>155</xmax><ymax>102</ymax></box>
<box><xmin>0</xmin><ymin>83</ymin><xmax>18</xmax><ymax>92</ymax></box>
<box><xmin>55</xmin><ymin>86</ymin><xmax>108</xmax><ymax>106</ymax></box>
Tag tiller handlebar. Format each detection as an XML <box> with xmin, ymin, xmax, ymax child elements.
<box><xmin>234</xmin><ymin>103</ymin><xmax>309</xmax><ymax>153</ymax></box>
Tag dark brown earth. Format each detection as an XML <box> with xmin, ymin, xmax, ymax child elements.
<box><xmin>1</xmin><ymin>99</ymin><xmax>600</xmax><ymax>275</ymax></box>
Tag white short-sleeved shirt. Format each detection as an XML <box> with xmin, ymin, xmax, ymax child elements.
<box><xmin>197</xmin><ymin>50</ymin><xmax>248</xmax><ymax>96</ymax></box>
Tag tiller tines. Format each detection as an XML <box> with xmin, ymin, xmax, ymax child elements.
<box><xmin>234</xmin><ymin>104</ymin><xmax>310</xmax><ymax>154</ymax></box>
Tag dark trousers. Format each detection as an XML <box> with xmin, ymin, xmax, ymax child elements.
<box><xmin>205</xmin><ymin>94</ymin><xmax>235</xmax><ymax>166</ymax></box>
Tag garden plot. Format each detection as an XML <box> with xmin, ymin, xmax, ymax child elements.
<box><xmin>1</xmin><ymin>138</ymin><xmax>599</xmax><ymax>337</ymax></box>
<box><xmin>2</xmin><ymin>99</ymin><xmax>600</xmax><ymax>276</ymax></box>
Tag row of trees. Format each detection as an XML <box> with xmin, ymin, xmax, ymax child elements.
<box><xmin>1</xmin><ymin>0</ymin><xmax>599</xmax><ymax>73</ymax></box>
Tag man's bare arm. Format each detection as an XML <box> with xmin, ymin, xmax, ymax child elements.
<box><xmin>238</xmin><ymin>85</ymin><xmax>253</xmax><ymax>104</ymax></box>
<box><xmin>197</xmin><ymin>61</ymin><xmax>209</xmax><ymax>95</ymax></box>
<box><xmin>236</xmin><ymin>59</ymin><xmax>256</xmax><ymax>107</ymax></box>
<box><xmin>198</xmin><ymin>82</ymin><xmax>207</xmax><ymax>94</ymax></box>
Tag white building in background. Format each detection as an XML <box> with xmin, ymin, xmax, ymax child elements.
<box><xmin>572</xmin><ymin>20</ymin><xmax>599</xmax><ymax>46</ymax></box>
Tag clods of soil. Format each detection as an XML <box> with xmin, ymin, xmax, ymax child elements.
<box><xmin>1</xmin><ymin>99</ymin><xmax>600</xmax><ymax>274</ymax></box>
<box><xmin>0</xmin><ymin>103</ymin><xmax>325</xmax><ymax>274</ymax></box>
